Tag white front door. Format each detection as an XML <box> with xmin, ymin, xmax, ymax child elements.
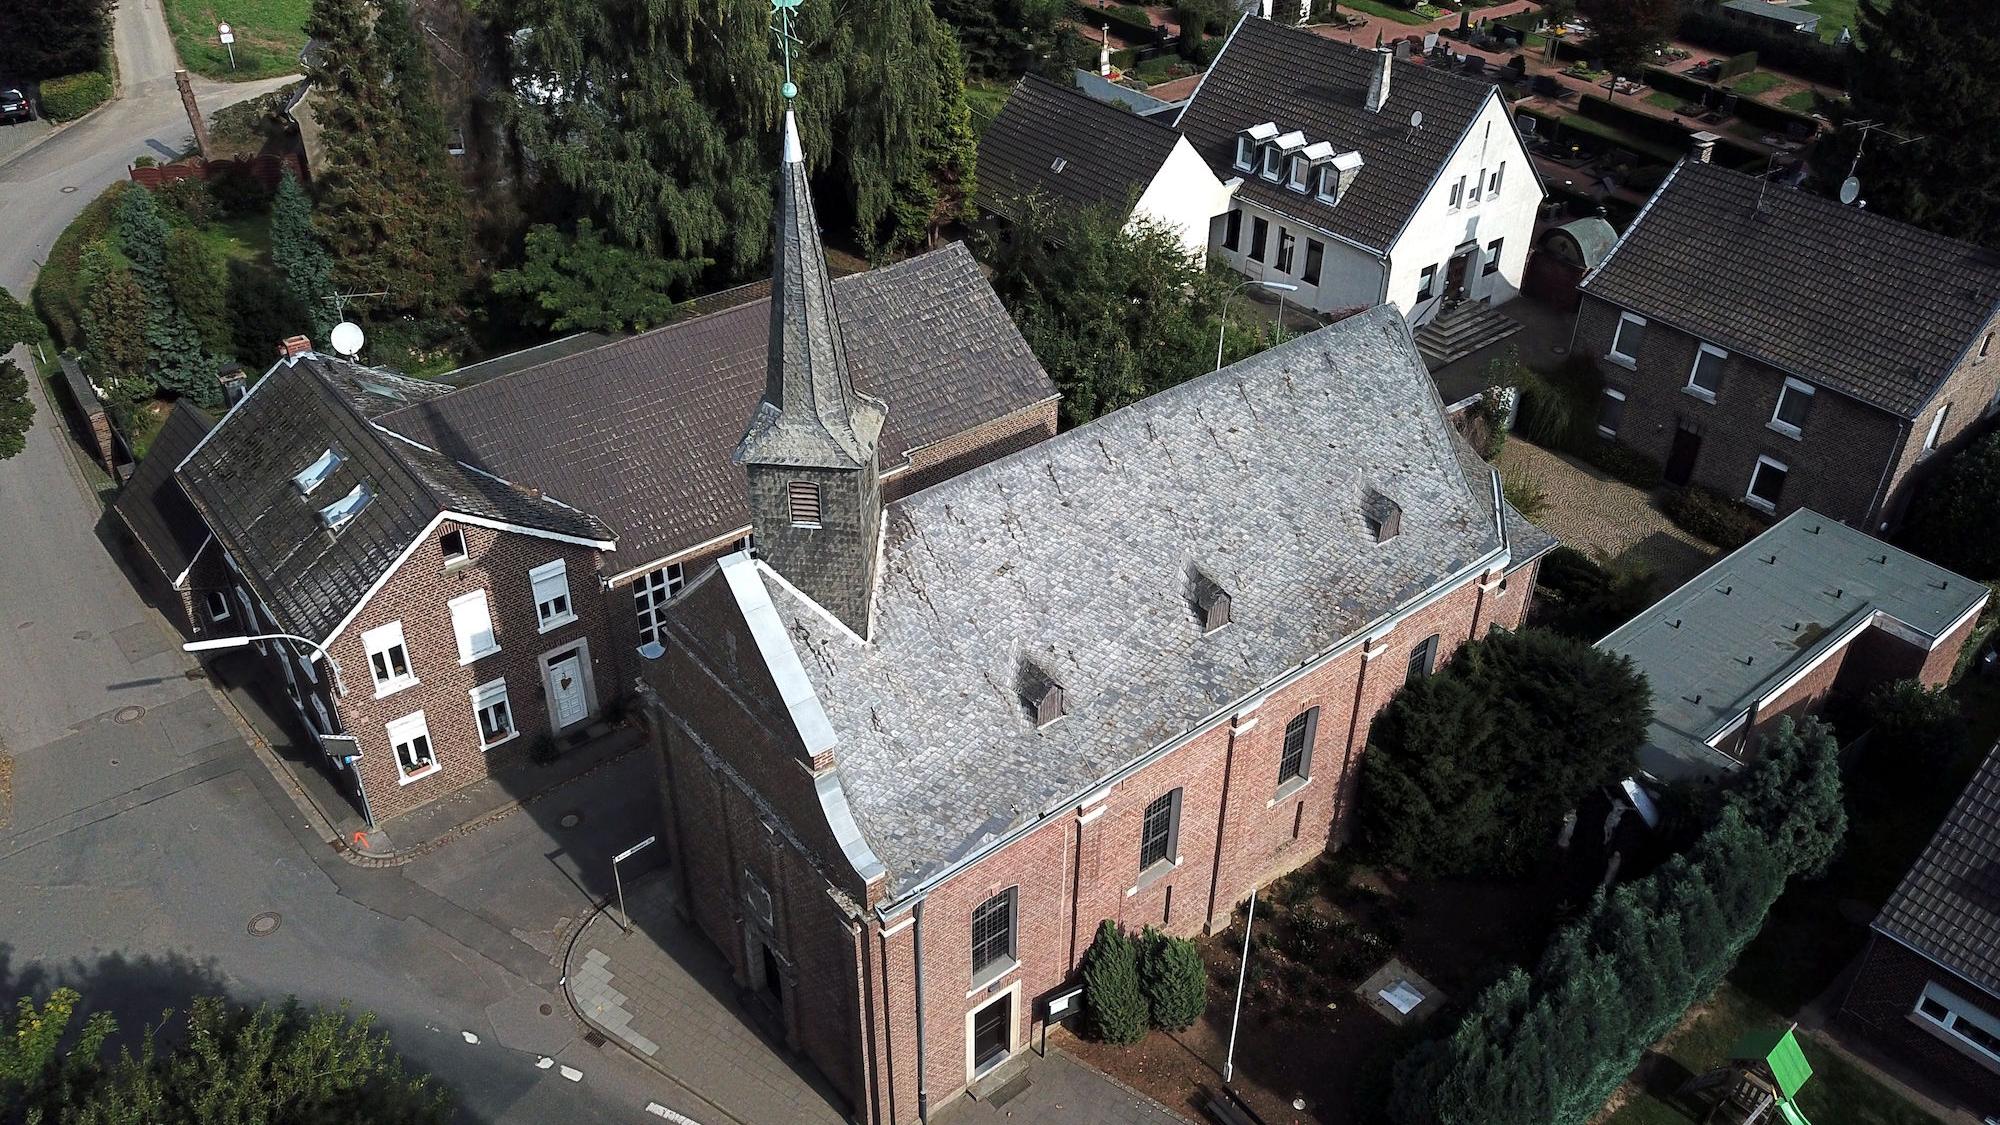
<box><xmin>546</xmin><ymin>651</ymin><xmax>588</xmax><ymax>729</ymax></box>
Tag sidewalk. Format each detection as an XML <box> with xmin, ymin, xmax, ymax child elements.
<box><xmin>564</xmin><ymin>872</ymin><xmax>849</xmax><ymax>1125</ymax></box>
<box><xmin>935</xmin><ymin>1049</ymin><xmax>1190</xmax><ymax>1125</ymax></box>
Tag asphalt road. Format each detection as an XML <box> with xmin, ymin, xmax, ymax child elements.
<box><xmin>0</xmin><ymin>4</ymin><xmax>730</xmax><ymax>1121</ymax></box>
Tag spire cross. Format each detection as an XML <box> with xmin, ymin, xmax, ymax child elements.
<box><xmin>771</xmin><ymin>0</ymin><xmax>802</xmax><ymax>100</ymax></box>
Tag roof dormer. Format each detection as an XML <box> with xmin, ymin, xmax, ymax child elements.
<box><xmin>1292</xmin><ymin>140</ymin><xmax>1334</xmax><ymax>194</ymax></box>
<box><xmin>1316</xmin><ymin>150</ymin><xmax>1365</xmax><ymax>206</ymax></box>
<box><xmin>1019</xmin><ymin>657</ymin><xmax>1066</xmax><ymax>728</ymax></box>
<box><xmin>1262</xmin><ymin>130</ymin><xmax>1306</xmax><ymax>182</ymax></box>
<box><xmin>1190</xmin><ymin>568</ymin><xmax>1232</xmax><ymax>633</ymax></box>
<box><xmin>1234</xmin><ymin>121</ymin><xmax>1279</xmax><ymax>172</ymax></box>
<box><xmin>1361</xmin><ymin>486</ymin><xmax>1402</xmax><ymax>543</ymax></box>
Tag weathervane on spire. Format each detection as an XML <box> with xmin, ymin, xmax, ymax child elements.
<box><xmin>771</xmin><ymin>0</ymin><xmax>802</xmax><ymax>100</ymax></box>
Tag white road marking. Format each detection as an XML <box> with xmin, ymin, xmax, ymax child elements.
<box><xmin>559</xmin><ymin>1064</ymin><xmax>583</xmax><ymax>1082</ymax></box>
<box><xmin>461</xmin><ymin>1031</ymin><xmax>480</xmax><ymax>1044</ymax></box>
<box><xmin>645</xmin><ymin>1103</ymin><xmax>705</xmax><ymax>1124</ymax></box>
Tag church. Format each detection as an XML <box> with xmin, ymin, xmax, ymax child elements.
<box><xmin>637</xmin><ymin>92</ymin><xmax>1555</xmax><ymax>1124</ymax></box>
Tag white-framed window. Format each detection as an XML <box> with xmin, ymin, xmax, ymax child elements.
<box><xmin>1686</xmin><ymin>343</ymin><xmax>1727</xmax><ymax>401</ymax></box>
<box><xmin>294</xmin><ymin>448</ymin><xmax>343</xmax><ymax>495</ymax></box>
<box><xmin>204</xmin><ymin>590</ymin><xmax>231</xmax><ymax>622</ymax></box>
<box><xmin>1597</xmin><ymin>388</ymin><xmax>1627</xmax><ymax>438</ymax></box>
<box><xmin>1276</xmin><ymin>229</ymin><xmax>1296</xmax><ymax>273</ymax></box>
<box><xmin>1234</xmin><ymin>134</ymin><xmax>1256</xmax><ymax>171</ymax></box>
<box><xmin>362</xmin><ymin>620</ymin><xmax>417</xmax><ymax>697</ymax></box>
<box><xmin>1923</xmin><ymin>402</ymin><xmax>1951</xmax><ymax>452</ymax></box>
<box><xmin>1448</xmin><ymin>175</ymin><xmax>1466</xmax><ymax>209</ymax></box>
<box><xmin>318</xmin><ymin>483</ymin><xmax>372</xmax><ymax>532</ymax></box>
<box><xmin>1915</xmin><ymin>982</ymin><xmax>2000</xmax><ymax>1066</ymax></box>
<box><xmin>1746</xmin><ymin>455</ymin><xmax>1789</xmax><ymax>513</ymax></box>
<box><xmin>530</xmin><ymin>559</ymin><xmax>575</xmax><ymax>632</ymax></box>
<box><xmin>1609</xmin><ymin>312</ymin><xmax>1648</xmax><ymax>365</ymax></box>
<box><xmin>1980</xmin><ymin>331</ymin><xmax>1993</xmax><ymax>360</ymax></box>
<box><xmin>1260</xmin><ymin>145</ymin><xmax>1281</xmax><ymax>181</ymax></box>
<box><xmin>440</xmin><ymin>527</ymin><xmax>468</xmax><ymax>566</ymax></box>
<box><xmin>732</xmin><ymin>533</ymin><xmax>755</xmax><ymax>554</ymax></box>
<box><xmin>387</xmin><ymin>710</ymin><xmax>438</xmax><ymax>783</ymax></box>
<box><xmin>1139</xmin><ymin>789</ymin><xmax>1182</xmax><ymax>871</ymax></box>
<box><xmin>1286</xmin><ymin>155</ymin><xmax>1308</xmax><ymax>191</ymax></box>
<box><xmin>1417</xmin><ymin>264</ymin><xmax>1438</xmax><ymax>303</ymax></box>
<box><xmin>1316</xmin><ymin>163</ymin><xmax>1340</xmax><ymax>203</ymax></box>
<box><xmin>470</xmin><ymin>678</ymin><xmax>517</xmax><ymax>750</ymax></box>
<box><xmin>1484</xmin><ymin>237</ymin><xmax>1504</xmax><ymax>276</ymax></box>
<box><xmin>1469</xmin><ymin>168</ymin><xmax>1484</xmax><ymax>203</ymax></box>
<box><xmin>1488</xmin><ymin>162</ymin><xmax>1505</xmax><ymax>197</ymax></box>
<box><xmin>635</xmin><ymin>563</ymin><xmax>684</xmax><ymax>647</ymax></box>
<box><xmin>969</xmin><ymin>888</ymin><xmax>1018</xmax><ymax>985</ymax></box>
<box><xmin>1769</xmin><ymin>377</ymin><xmax>1815</xmax><ymax>438</ymax></box>
<box><xmin>448</xmin><ymin>589</ymin><xmax>500</xmax><ymax>664</ymax></box>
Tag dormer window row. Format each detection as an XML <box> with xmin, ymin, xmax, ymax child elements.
<box><xmin>1233</xmin><ymin>123</ymin><xmax>1364</xmax><ymax>207</ymax></box>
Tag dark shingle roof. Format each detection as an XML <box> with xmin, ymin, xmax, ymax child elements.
<box><xmin>1877</xmin><ymin>747</ymin><xmax>2000</xmax><ymax>998</ymax></box>
<box><xmin>177</xmin><ymin>355</ymin><xmax>612</xmax><ymax>642</ymax></box>
<box><xmin>1174</xmin><ymin>18</ymin><xmax>1497</xmax><ymax>251</ymax></box>
<box><xmin>1722</xmin><ymin>0</ymin><xmax>1819</xmax><ymax>26</ymax></box>
<box><xmin>57</xmin><ymin>354</ymin><xmax>105</xmax><ymax>418</ymax></box>
<box><xmin>110</xmin><ymin>400</ymin><xmax>214</xmax><ymax>586</ymax></box>
<box><xmin>703</xmin><ymin>306</ymin><xmax>1525</xmax><ymax>894</ymax></box>
<box><xmin>976</xmin><ymin>76</ymin><xmax>1184</xmax><ymax>222</ymax></box>
<box><xmin>1581</xmin><ymin>160</ymin><xmax>2000</xmax><ymax>418</ymax></box>
<box><xmin>381</xmin><ymin>242</ymin><xmax>1056</xmax><ymax>567</ymax></box>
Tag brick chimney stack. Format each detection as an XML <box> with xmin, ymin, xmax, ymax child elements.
<box><xmin>277</xmin><ymin>335</ymin><xmax>313</xmax><ymax>359</ymax></box>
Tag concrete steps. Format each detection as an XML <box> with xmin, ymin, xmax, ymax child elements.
<box><xmin>1416</xmin><ymin>301</ymin><xmax>1523</xmax><ymax>369</ymax></box>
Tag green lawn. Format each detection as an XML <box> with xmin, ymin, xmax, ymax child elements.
<box><xmin>1645</xmin><ymin>91</ymin><xmax>1685</xmax><ymax>111</ymax></box>
<box><xmin>1725</xmin><ymin>70</ymin><xmax>1786</xmax><ymax>97</ymax></box>
<box><xmin>162</xmin><ymin>0</ymin><xmax>310</xmax><ymax>81</ymax></box>
<box><xmin>1338</xmin><ymin>0</ymin><xmax>1434</xmax><ymax>25</ymax></box>
<box><xmin>1804</xmin><ymin>0</ymin><xmax>1861</xmax><ymax>42</ymax></box>
<box><xmin>1782</xmin><ymin>89</ymin><xmax>1820</xmax><ymax>112</ymax></box>
<box><xmin>965</xmin><ymin>80</ymin><xmax>1012</xmax><ymax>141</ymax></box>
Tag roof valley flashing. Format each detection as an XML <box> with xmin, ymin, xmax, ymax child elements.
<box><xmin>684</xmin><ymin>306</ymin><xmax>1535</xmax><ymax>913</ymax></box>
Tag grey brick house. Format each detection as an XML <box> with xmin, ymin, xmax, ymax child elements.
<box><xmin>114</xmin><ymin>241</ymin><xmax>1057</xmax><ymax>823</ymax></box>
<box><xmin>1576</xmin><ymin>158</ymin><xmax>2000</xmax><ymax>530</ymax></box>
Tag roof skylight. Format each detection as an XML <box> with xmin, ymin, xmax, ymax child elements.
<box><xmin>294</xmin><ymin>448</ymin><xmax>344</xmax><ymax>495</ymax></box>
<box><xmin>319</xmin><ymin>483</ymin><xmax>372</xmax><ymax>531</ymax></box>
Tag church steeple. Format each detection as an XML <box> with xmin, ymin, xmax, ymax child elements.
<box><xmin>734</xmin><ymin>28</ymin><xmax>886</xmax><ymax>639</ymax></box>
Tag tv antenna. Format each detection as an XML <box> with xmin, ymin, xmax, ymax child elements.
<box><xmin>1839</xmin><ymin>119</ymin><xmax>1923</xmax><ymax>205</ymax></box>
<box><xmin>320</xmin><ymin>290</ymin><xmax>390</xmax><ymax>320</ymax></box>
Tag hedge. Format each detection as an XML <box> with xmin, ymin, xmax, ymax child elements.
<box><xmin>1070</xmin><ymin>1</ymin><xmax>1166</xmax><ymax>46</ymax></box>
<box><xmin>39</xmin><ymin>70</ymin><xmax>114</xmax><ymax>121</ymax></box>
<box><xmin>1677</xmin><ymin>9</ymin><xmax>1849</xmax><ymax>88</ymax></box>
<box><xmin>30</xmin><ymin>181</ymin><xmax>131</xmax><ymax>350</ymax></box>
<box><xmin>1642</xmin><ymin>66</ymin><xmax>1821</xmax><ymax>135</ymax></box>
<box><xmin>1574</xmin><ymin>95</ymin><xmax>1765</xmax><ymax>168</ymax></box>
<box><xmin>1660</xmin><ymin>485</ymin><xmax>1769</xmax><ymax>550</ymax></box>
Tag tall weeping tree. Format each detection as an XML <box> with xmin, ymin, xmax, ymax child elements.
<box><xmin>1820</xmin><ymin>0</ymin><xmax>2000</xmax><ymax>249</ymax></box>
<box><xmin>495</xmin><ymin>0</ymin><xmax>977</xmax><ymax>272</ymax></box>
<box><xmin>305</xmin><ymin>0</ymin><xmax>471</xmax><ymax>325</ymax></box>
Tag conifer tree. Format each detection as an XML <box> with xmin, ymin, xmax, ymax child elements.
<box><xmin>270</xmin><ymin>171</ymin><xmax>336</xmax><ymax>339</ymax></box>
<box><xmin>1831</xmin><ymin>0</ymin><xmax>2000</xmax><ymax>249</ymax></box>
<box><xmin>1138</xmin><ymin>926</ymin><xmax>1207</xmax><ymax>1031</ymax></box>
<box><xmin>1081</xmin><ymin>921</ymin><xmax>1147</xmax><ymax>1045</ymax></box>
<box><xmin>79</xmin><ymin>244</ymin><xmax>152</xmax><ymax>402</ymax></box>
<box><xmin>165</xmin><ymin>228</ymin><xmax>232</xmax><ymax>357</ymax></box>
<box><xmin>0</xmin><ymin>359</ymin><xmax>33</xmax><ymax>462</ymax></box>
<box><xmin>118</xmin><ymin>188</ymin><xmax>220</xmax><ymax>407</ymax></box>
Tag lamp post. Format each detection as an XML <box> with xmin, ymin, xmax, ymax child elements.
<box><xmin>1222</xmin><ymin>887</ymin><xmax>1258</xmax><ymax>1084</ymax></box>
<box><xmin>1216</xmin><ymin>279</ymin><xmax>1300</xmax><ymax>371</ymax></box>
<box><xmin>184</xmin><ymin>633</ymin><xmax>348</xmax><ymax>698</ymax></box>
<box><xmin>611</xmin><ymin>836</ymin><xmax>658</xmax><ymax>933</ymax></box>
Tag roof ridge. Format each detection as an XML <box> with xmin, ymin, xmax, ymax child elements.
<box><xmin>1016</xmin><ymin>73</ymin><xmax>1183</xmax><ymax>141</ymax></box>
<box><xmin>1683</xmin><ymin>160</ymin><xmax>2000</xmax><ymax>268</ymax></box>
<box><xmin>302</xmin><ymin>357</ymin><xmax>450</xmax><ymax>516</ymax></box>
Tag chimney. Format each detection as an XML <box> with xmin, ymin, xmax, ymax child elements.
<box><xmin>277</xmin><ymin>335</ymin><xmax>313</xmax><ymax>359</ymax></box>
<box><xmin>217</xmin><ymin>362</ymin><xmax>247</xmax><ymax>405</ymax></box>
<box><xmin>1366</xmin><ymin>47</ymin><xmax>1394</xmax><ymax>113</ymax></box>
<box><xmin>1099</xmin><ymin>24</ymin><xmax>1111</xmax><ymax>77</ymax></box>
<box><xmin>1690</xmin><ymin>130</ymin><xmax>1720</xmax><ymax>164</ymax></box>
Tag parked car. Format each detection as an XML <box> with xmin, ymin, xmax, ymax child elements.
<box><xmin>0</xmin><ymin>89</ymin><xmax>32</xmax><ymax>125</ymax></box>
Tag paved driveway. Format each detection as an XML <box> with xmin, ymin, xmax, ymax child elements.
<box><xmin>1495</xmin><ymin>438</ymin><xmax>1720</xmax><ymax>589</ymax></box>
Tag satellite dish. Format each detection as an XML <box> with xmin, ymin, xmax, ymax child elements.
<box><xmin>329</xmin><ymin>321</ymin><xmax>365</xmax><ymax>358</ymax></box>
<box><xmin>1409</xmin><ymin>109</ymin><xmax>1425</xmax><ymax>131</ymax></box>
<box><xmin>1838</xmin><ymin>176</ymin><xmax>1861</xmax><ymax>205</ymax></box>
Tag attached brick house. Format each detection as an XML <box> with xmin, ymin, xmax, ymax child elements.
<box><xmin>116</xmin><ymin>247</ymin><xmax>1056</xmax><ymax>825</ymax></box>
<box><xmin>1842</xmin><ymin>747</ymin><xmax>2000</xmax><ymax>1113</ymax></box>
<box><xmin>640</xmin><ymin>107</ymin><xmax>1555</xmax><ymax>1125</ymax></box>
<box><xmin>1597</xmin><ymin>509</ymin><xmax>1987</xmax><ymax>782</ymax></box>
<box><xmin>1577</xmin><ymin>158</ymin><xmax>2000</xmax><ymax>531</ymax></box>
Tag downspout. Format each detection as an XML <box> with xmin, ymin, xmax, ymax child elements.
<box><xmin>912</xmin><ymin>898</ymin><xmax>930</xmax><ymax>1123</ymax></box>
<box><xmin>1864</xmin><ymin>417</ymin><xmax>1913</xmax><ymax>532</ymax></box>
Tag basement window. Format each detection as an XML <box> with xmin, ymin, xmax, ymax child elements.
<box><xmin>294</xmin><ymin>448</ymin><xmax>344</xmax><ymax>495</ymax></box>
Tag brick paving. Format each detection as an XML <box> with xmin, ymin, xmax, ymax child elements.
<box><xmin>935</xmin><ymin>1050</ymin><xmax>1190</xmax><ymax>1125</ymax></box>
<box><xmin>1494</xmin><ymin>438</ymin><xmax>1720</xmax><ymax>590</ymax></box>
<box><xmin>564</xmin><ymin>874</ymin><xmax>849</xmax><ymax>1125</ymax></box>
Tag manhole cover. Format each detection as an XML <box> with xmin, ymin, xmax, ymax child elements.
<box><xmin>61</xmin><ymin>185</ymin><xmax>78</xmax><ymax>193</ymax></box>
<box><xmin>558</xmin><ymin>812</ymin><xmax>581</xmax><ymax>829</ymax></box>
<box><xmin>113</xmin><ymin>706</ymin><xmax>144</xmax><ymax>725</ymax></box>
<box><xmin>247</xmin><ymin>912</ymin><xmax>282</xmax><ymax>937</ymax></box>
<box><xmin>538</xmin><ymin>1003</ymin><xmax>553</xmax><ymax>1016</ymax></box>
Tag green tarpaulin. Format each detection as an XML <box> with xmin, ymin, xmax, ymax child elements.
<box><xmin>1730</xmin><ymin>1027</ymin><xmax>1814</xmax><ymax>1101</ymax></box>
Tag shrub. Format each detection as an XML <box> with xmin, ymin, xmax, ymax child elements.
<box><xmin>1138</xmin><ymin>926</ymin><xmax>1207</xmax><ymax>1030</ymax></box>
<box><xmin>527</xmin><ymin>733</ymin><xmax>560</xmax><ymax>765</ymax></box>
<box><xmin>1532</xmin><ymin>545</ymin><xmax>1655</xmax><ymax>640</ymax></box>
<box><xmin>1677</xmin><ymin>7</ymin><xmax>1849</xmax><ymax>87</ymax></box>
<box><xmin>39</xmin><ymin>70</ymin><xmax>114</xmax><ymax>121</ymax></box>
<box><xmin>157</xmin><ymin>177</ymin><xmax>221</xmax><ymax>226</ymax></box>
<box><xmin>1570</xmin><ymin>437</ymin><xmax>1662</xmax><ymax>490</ymax></box>
<box><xmin>209</xmin><ymin>162</ymin><xmax>276</xmax><ymax>215</ymax></box>
<box><xmin>1500</xmin><ymin>470</ymin><xmax>1547</xmax><ymax>522</ymax></box>
<box><xmin>1082</xmin><ymin>921</ymin><xmax>1148</xmax><ymax>1044</ymax></box>
<box><xmin>31</xmin><ymin>181</ymin><xmax>129</xmax><ymax>349</ymax></box>
<box><xmin>1860</xmin><ymin>679</ymin><xmax>1969</xmax><ymax>782</ymax></box>
<box><xmin>1902</xmin><ymin>431</ymin><xmax>2000</xmax><ymax>580</ymax></box>
<box><xmin>1660</xmin><ymin>485</ymin><xmax>1767</xmax><ymax>550</ymax></box>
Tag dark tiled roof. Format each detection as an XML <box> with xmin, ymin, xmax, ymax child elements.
<box><xmin>1175</xmin><ymin>18</ymin><xmax>1497</xmax><ymax>250</ymax></box>
<box><xmin>381</xmin><ymin>243</ymin><xmax>1056</xmax><ymax>568</ymax></box>
<box><xmin>976</xmin><ymin>76</ymin><xmax>1183</xmax><ymax>222</ymax></box>
<box><xmin>1581</xmin><ymin>160</ymin><xmax>2000</xmax><ymax>418</ymax></box>
<box><xmin>177</xmin><ymin>355</ymin><xmax>612</xmax><ymax>642</ymax></box>
<box><xmin>1876</xmin><ymin>747</ymin><xmax>2000</xmax><ymax>997</ymax></box>
<box><xmin>724</xmin><ymin>306</ymin><xmax>1519</xmax><ymax>893</ymax></box>
<box><xmin>110</xmin><ymin>400</ymin><xmax>214</xmax><ymax>586</ymax></box>
<box><xmin>57</xmin><ymin>354</ymin><xmax>105</xmax><ymax>418</ymax></box>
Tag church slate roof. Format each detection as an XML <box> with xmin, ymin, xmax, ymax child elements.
<box><xmin>381</xmin><ymin>242</ymin><xmax>1056</xmax><ymax>568</ymax></box>
<box><xmin>976</xmin><ymin>75</ymin><xmax>1185</xmax><ymax>223</ymax></box>
<box><xmin>742</xmin><ymin>305</ymin><xmax>1525</xmax><ymax>894</ymax></box>
<box><xmin>110</xmin><ymin>399</ymin><xmax>214</xmax><ymax>586</ymax></box>
<box><xmin>1876</xmin><ymin>746</ymin><xmax>2000</xmax><ymax>998</ymax></box>
<box><xmin>1581</xmin><ymin>160</ymin><xmax>2000</xmax><ymax>419</ymax></box>
<box><xmin>176</xmin><ymin>355</ymin><xmax>612</xmax><ymax>643</ymax></box>
<box><xmin>1174</xmin><ymin>17</ymin><xmax>1499</xmax><ymax>251</ymax></box>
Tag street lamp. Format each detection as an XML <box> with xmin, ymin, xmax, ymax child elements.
<box><xmin>611</xmin><ymin>836</ymin><xmax>658</xmax><ymax>933</ymax></box>
<box><xmin>1216</xmin><ymin>279</ymin><xmax>1300</xmax><ymax>371</ymax></box>
<box><xmin>184</xmin><ymin>633</ymin><xmax>348</xmax><ymax>698</ymax></box>
<box><xmin>1222</xmin><ymin>887</ymin><xmax>1259</xmax><ymax>1084</ymax></box>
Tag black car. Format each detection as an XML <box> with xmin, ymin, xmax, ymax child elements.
<box><xmin>0</xmin><ymin>89</ymin><xmax>32</xmax><ymax>125</ymax></box>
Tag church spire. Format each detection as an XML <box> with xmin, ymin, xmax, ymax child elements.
<box><xmin>734</xmin><ymin>3</ymin><xmax>886</xmax><ymax>639</ymax></box>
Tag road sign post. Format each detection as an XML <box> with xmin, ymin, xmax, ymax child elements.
<box><xmin>218</xmin><ymin>22</ymin><xmax>236</xmax><ymax>70</ymax></box>
<box><xmin>611</xmin><ymin>836</ymin><xmax>657</xmax><ymax>933</ymax></box>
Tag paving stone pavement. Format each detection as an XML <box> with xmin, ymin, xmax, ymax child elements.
<box><xmin>564</xmin><ymin>874</ymin><xmax>848</xmax><ymax>1125</ymax></box>
<box><xmin>1495</xmin><ymin>437</ymin><xmax>1721</xmax><ymax>592</ymax></box>
<box><xmin>934</xmin><ymin>1050</ymin><xmax>1190</xmax><ymax>1125</ymax></box>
